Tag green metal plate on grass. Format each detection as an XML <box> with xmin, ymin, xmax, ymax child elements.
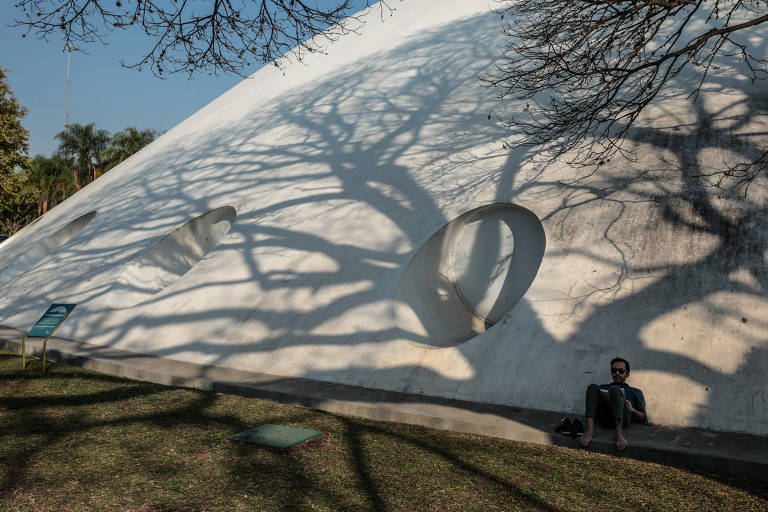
<box><xmin>228</xmin><ymin>424</ymin><xmax>322</xmax><ymax>449</ymax></box>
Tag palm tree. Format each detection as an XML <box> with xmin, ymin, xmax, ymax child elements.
<box><xmin>25</xmin><ymin>154</ymin><xmax>71</xmax><ymax>215</ymax></box>
<box><xmin>55</xmin><ymin>123</ymin><xmax>110</xmax><ymax>189</ymax></box>
<box><xmin>100</xmin><ymin>127</ymin><xmax>156</xmax><ymax>173</ymax></box>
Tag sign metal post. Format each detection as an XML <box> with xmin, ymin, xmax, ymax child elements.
<box><xmin>23</xmin><ymin>304</ymin><xmax>76</xmax><ymax>373</ymax></box>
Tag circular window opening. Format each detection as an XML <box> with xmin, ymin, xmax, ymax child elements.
<box><xmin>393</xmin><ymin>204</ymin><xmax>545</xmax><ymax>348</ymax></box>
<box><xmin>107</xmin><ymin>206</ymin><xmax>236</xmax><ymax>309</ymax></box>
<box><xmin>0</xmin><ymin>211</ymin><xmax>97</xmax><ymax>287</ymax></box>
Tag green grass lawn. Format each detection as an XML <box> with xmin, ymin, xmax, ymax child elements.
<box><xmin>1</xmin><ymin>351</ymin><xmax>766</xmax><ymax>512</ymax></box>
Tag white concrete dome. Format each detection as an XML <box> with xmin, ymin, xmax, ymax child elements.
<box><xmin>0</xmin><ymin>0</ymin><xmax>767</xmax><ymax>436</ymax></box>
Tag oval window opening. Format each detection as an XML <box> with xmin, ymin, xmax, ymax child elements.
<box><xmin>393</xmin><ymin>204</ymin><xmax>545</xmax><ymax>348</ymax></box>
<box><xmin>107</xmin><ymin>206</ymin><xmax>236</xmax><ymax>309</ymax></box>
<box><xmin>0</xmin><ymin>211</ymin><xmax>97</xmax><ymax>287</ymax></box>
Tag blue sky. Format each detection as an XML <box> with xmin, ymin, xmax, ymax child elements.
<box><xmin>0</xmin><ymin>1</ymin><xmax>364</xmax><ymax>157</ymax></box>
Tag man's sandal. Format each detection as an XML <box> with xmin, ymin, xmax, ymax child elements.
<box><xmin>554</xmin><ymin>418</ymin><xmax>573</xmax><ymax>436</ymax></box>
<box><xmin>571</xmin><ymin>419</ymin><xmax>584</xmax><ymax>439</ymax></box>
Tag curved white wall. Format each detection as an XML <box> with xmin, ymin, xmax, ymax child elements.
<box><xmin>0</xmin><ymin>211</ymin><xmax>96</xmax><ymax>287</ymax></box>
<box><xmin>107</xmin><ymin>206</ymin><xmax>236</xmax><ymax>309</ymax></box>
<box><xmin>394</xmin><ymin>204</ymin><xmax>546</xmax><ymax>347</ymax></box>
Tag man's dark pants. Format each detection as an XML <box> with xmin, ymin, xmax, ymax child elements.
<box><xmin>585</xmin><ymin>384</ymin><xmax>630</xmax><ymax>428</ymax></box>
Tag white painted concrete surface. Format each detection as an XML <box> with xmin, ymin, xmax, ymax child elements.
<box><xmin>394</xmin><ymin>203</ymin><xmax>545</xmax><ymax>347</ymax></box>
<box><xmin>107</xmin><ymin>206</ymin><xmax>236</xmax><ymax>308</ymax></box>
<box><xmin>0</xmin><ymin>0</ymin><xmax>767</xmax><ymax>435</ymax></box>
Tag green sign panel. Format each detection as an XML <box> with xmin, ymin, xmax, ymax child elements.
<box><xmin>27</xmin><ymin>304</ymin><xmax>76</xmax><ymax>337</ymax></box>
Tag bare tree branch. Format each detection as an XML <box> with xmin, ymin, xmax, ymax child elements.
<box><xmin>482</xmin><ymin>0</ymin><xmax>768</xmax><ymax>192</ymax></box>
<box><xmin>11</xmin><ymin>0</ymin><xmax>395</xmax><ymax>76</ymax></box>
<box><xmin>694</xmin><ymin>148</ymin><xmax>768</xmax><ymax>196</ymax></box>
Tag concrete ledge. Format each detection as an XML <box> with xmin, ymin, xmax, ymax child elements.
<box><xmin>2</xmin><ymin>325</ymin><xmax>766</xmax><ymax>481</ymax></box>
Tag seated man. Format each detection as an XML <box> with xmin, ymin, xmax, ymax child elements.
<box><xmin>578</xmin><ymin>357</ymin><xmax>648</xmax><ymax>451</ymax></box>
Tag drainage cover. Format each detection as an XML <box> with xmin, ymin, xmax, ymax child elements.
<box><xmin>228</xmin><ymin>424</ymin><xmax>322</xmax><ymax>449</ymax></box>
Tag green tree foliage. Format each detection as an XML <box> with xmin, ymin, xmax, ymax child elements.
<box><xmin>0</xmin><ymin>68</ymin><xmax>34</xmax><ymax>237</ymax></box>
<box><xmin>0</xmin><ymin>170</ymin><xmax>37</xmax><ymax>237</ymax></box>
<box><xmin>53</xmin><ymin>123</ymin><xmax>157</xmax><ymax>188</ymax></box>
<box><xmin>26</xmin><ymin>154</ymin><xmax>72</xmax><ymax>215</ymax></box>
<box><xmin>101</xmin><ymin>127</ymin><xmax>156</xmax><ymax>172</ymax></box>
<box><xmin>55</xmin><ymin>123</ymin><xmax>110</xmax><ymax>189</ymax></box>
<box><xmin>0</xmin><ymin>68</ymin><xmax>30</xmax><ymax>188</ymax></box>
<box><xmin>1</xmin><ymin>124</ymin><xmax>155</xmax><ymax>237</ymax></box>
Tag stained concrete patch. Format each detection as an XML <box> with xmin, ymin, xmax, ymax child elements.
<box><xmin>228</xmin><ymin>424</ymin><xmax>322</xmax><ymax>448</ymax></box>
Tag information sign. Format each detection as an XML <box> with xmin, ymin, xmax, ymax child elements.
<box><xmin>28</xmin><ymin>304</ymin><xmax>76</xmax><ymax>337</ymax></box>
<box><xmin>22</xmin><ymin>303</ymin><xmax>76</xmax><ymax>373</ymax></box>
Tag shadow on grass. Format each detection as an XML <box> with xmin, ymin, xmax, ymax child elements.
<box><xmin>1</xmin><ymin>353</ymin><xmax>767</xmax><ymax>511</ymax></box>
<box><xmin>337</xmin><ymin>416</ymin><xmax>561</xmax><ymax>512</ymax></box>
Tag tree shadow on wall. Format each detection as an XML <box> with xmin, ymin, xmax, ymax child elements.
<box><xmin>0</xmin><ymin>7</ymin><xmax>766</xmax><ymax>457</ymax></box>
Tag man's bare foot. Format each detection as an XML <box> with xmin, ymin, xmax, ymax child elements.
<box><xmin>578</xmin><ymin>430</ymin><xmax>593</xmax><ymax>447</ymax></box>
<box><xmin>615</xmin><ymin>431</ymin><xmax>628</xmax><ymax>451</ymax></box>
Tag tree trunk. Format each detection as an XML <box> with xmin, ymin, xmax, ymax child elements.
<box><xmin>72</xmin><ymin>167</ymin><xmax>81</xmax><ymax>190</ymax></box>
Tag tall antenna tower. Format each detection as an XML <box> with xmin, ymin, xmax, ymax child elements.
<box><xmin>65</xmin><ymin>46</ymin><xmax>71</xmax><ymax>127</ymax></box>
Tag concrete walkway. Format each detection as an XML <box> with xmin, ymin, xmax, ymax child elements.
<box><xmin>1</xmin><ymin>325</ymin><xmax>766</xmax><ymax>481</ymax></box>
